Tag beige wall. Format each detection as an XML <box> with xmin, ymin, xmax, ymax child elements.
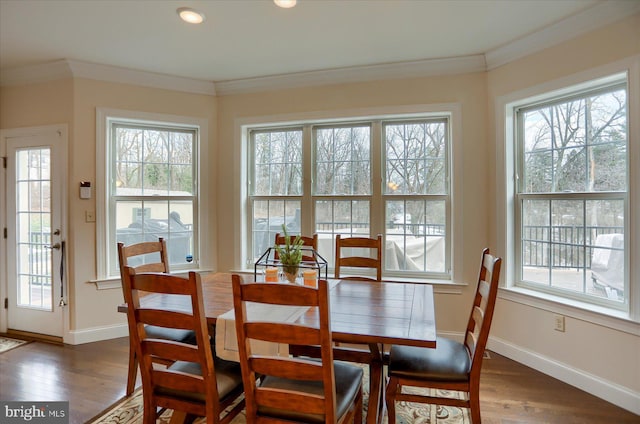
<box><xmin>0</xmin><ymin>79</ymin><xmax>73</xmax><ymax>128</ymax></box>
<box><xmin>486</xmin><ymin>13</ymin><xmax>640</xmax><ymax>402</ymax></box>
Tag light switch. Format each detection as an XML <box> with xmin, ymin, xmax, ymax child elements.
<box><xmin>85</xmin><ymin>211</ymin><xmax>95</xmax><ymax>222</ymax></box>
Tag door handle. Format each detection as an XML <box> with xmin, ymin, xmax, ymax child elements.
<box><xmin>46</xmin><ymin>243</ymin><xmax>61</xmax><ymax>250</ymax></box>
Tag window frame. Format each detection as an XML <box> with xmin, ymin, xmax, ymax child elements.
<box><xmin>96</xmin><ymin>108</ymin><xmax>210</xmax><ymax>281</ymax></box>
<box><xmin>496</xmin><ymin>59</ymin><xmax>640</xmax><ymax>326</ymax></box>
<box><xmin>513</xmin><ymin>80</ymin><xmax>629</xmax><ymax>310</ymax></box>
<box><xmin>241</xmin><ymin>104</ymin><xmax>462</xmax><ymax>282</ymax></box>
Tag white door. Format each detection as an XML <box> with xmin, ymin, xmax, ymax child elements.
<box><xmin>2</xmin><ymin>125</ymin><xmax>67</xmax><ymax>338</ymax></box>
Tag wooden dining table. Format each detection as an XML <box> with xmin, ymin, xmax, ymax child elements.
<box><xmin>119</xmin><ymin>272</ymin><xmax>437</xmax><ymax>424</ymax></box>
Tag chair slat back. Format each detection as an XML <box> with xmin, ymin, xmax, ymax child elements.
<box><xmin>121</xmin><ymin>268</ymin><xmax>222</xmax><ymax>418</ymax></box>
<box><xmin>334</xmin><ymin>234</ymin><xmax>383</xmax><ymax>281</ymax></box>
<box><xmin>117</xmin><ymin>238</ymin><xmax>170</xmax><ymax>276</ymax></box>
<box><xmin>274</xmin><ymin>233</ymin><xmax>319</xmax><ymax>262</ymax></box>
<box><xmin>464</xmin><ymin>248</ymin><xmax>502</xmax><ymax>372</ymax></box>
<box><xmin>232</xmin><ymin>275</ymin><xmax>339</xmax><ymax>422</ymax></box>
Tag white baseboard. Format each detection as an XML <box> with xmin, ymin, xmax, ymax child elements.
<box><xmin>488</xmin><ymin>335</ymin><xmax>640</xmax><ymax>415</ymax></box>
<box><xmin>64</xmin><ymin>323</ymin><xmax>128</xmax><ymax>345</ymax></box>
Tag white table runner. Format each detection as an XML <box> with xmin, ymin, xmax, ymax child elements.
<box><xmin>215</xmin><ymin>303</ymin><xmax>309</xmax><ymax>362</ymax></box>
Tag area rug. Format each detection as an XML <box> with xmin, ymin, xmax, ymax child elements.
<box><xmin>0</xmin><ymin>336</ymin><xmax>29</xmax><ymax>354</ymax></box>
<box><xmin>90</xmin><ymin>366</ymin><xmax>470</xmax><ymax>424</ymax></box>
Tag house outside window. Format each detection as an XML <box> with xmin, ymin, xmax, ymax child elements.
<box><xmin>514</xmin><ymin>76</ymin><xmax>628</xmax><ymax>309</ymax></box>
<box><xmin>97</xmin><ymin>110</ymin><xmax>203</xmax><ymax>279</ymax></box>
<box><xmin>249</xmin><ymin>115</ymin><xmax>451</xmax><ymax>280</ymax></box>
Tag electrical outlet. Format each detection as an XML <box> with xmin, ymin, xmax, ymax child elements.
<box><xmin>85</xmin><ymin>210</ymin><xmax>95</xmax><ymax>222</ymax></box>
<box><xmin>554</xmin><ymin>314</ymin><xmax>565</xmax><ymax>332</ymax></box>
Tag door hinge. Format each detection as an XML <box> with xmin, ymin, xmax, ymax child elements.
<box><xmin>4</xmin><ymin>298</ymin><xmax>7</xmax><ymax>309</ymax></box>
<box><xmin>2</xmin><ymin>156</ymin><xmax>6</xmax><ymax>169</ymax></box>
<box><xmin>3</xmin><ymin>228</ymin><xmax>6</xmax><ymax>239</ymax></box>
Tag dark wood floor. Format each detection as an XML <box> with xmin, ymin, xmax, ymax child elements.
<box><xmin>0</xmin><ymin>337</ymin><xmax>637</xmax><ymax>424</ymax></box>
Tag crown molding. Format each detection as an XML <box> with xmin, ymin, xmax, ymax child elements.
<box><xmin>0</xmin><ymin>1</ymin><xmax>637</xmax><ymax>95</ymax></box>
<box><xmin>0</xmin><ymin>59</ymin><xmax>216</xmax><ymax>95</ymax></box>
<box><xmin>485</xmin><ymin>0</ymin><xmax>640</xmax><ymax>70</ymax></box>
<box><xmin>214</xmin><ymin>55</ymin><xmax>487</xmax><ymax>96</ymax></box>
<box><xmin>66</xmin><ymin>60</ymin><xmax>216</xmax><ymax>95</ymax></box>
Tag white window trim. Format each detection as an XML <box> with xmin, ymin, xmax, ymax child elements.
<box><xmin>233</xmin><ymin>103</ymin><xmax>463</xmax><ymax>285</ymax></box>
<box><xmin>495</xmin><ymin>55</ymin><xmax>640</xmax><ymax>328</ymax></box>
<box><xmin>95</xmin><ymin>108</ymin><xmax>210</xmax><ymax>283</ymax></box>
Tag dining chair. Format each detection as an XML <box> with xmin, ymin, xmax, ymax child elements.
<box><xmin>231</xmin><ymin>274</ymin><xmax>364</xmax><ymax>424</ymax></box>
<box><xmin>274</xmin><ymin>232</ymin><xmax>319</xmax><ymax>262</ymax></box>
<box><xmin>334</xmin><ymin>234</ymin><xmax>383</xmax><ymax>281</ymax></box>
<box><xmin>385</xmin><ymin>248</ymin><xmax>502</xmax><ymax>424</ymax></box>
<box><xmin>333</xmin><ymin>234</ymin><xmax>384</xmax><ymax>358</ymax></box>
<box><xmin>121</xmin><ymin>268</ymin><xmax>245</xmax><ymax>424</ymax></box>
<box><xmin>117</xmin><ymin>238</ymin><xmax>196</xmax><ymax>396</ymax></box>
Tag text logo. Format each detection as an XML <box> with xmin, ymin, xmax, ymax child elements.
<box><xmin>1</xmin><ymin>402</ymin><xmax>68</xmax><ymax>423</ymax></box>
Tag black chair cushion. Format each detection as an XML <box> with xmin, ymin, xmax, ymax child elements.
<box><xmin>144</xmin><ymin>324</ymin><xmax>197</xmax><ymax>345</ymax></box>
<box><xmin>161</xmin><ymin>358</ymin><xmax>243</xmax><ymax>401</ymax></box>
<box><xmin>388</xmin><ymin>337</ymin><xmax>471</xmax><ymax>382</ymax></box>
<box><xmin>258</xmin><ymin>361</ymin><xmax>363</xmax><ymax>423</ymax></box>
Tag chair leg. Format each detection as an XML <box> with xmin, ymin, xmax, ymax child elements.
<box><xmin>469</xmin><ymin>389</ymin><xmax>481</xmax><ymax>424</ymax></box>
<box><xmin>385</xmin><ymin>377</ymin><xmax>398</xmax><ymax>424</ymax></box>
<box><xmin>142</xmin><ymin>397</ymin><xmax>156</xmax><ymax>424</ymax></box>
<box><xmin>126</xmin><ymin>342</ymin><xmax>138</xmax><ymax>395</ymax></box>
<box><xmin>354</xmin><ymin>385</ymin><xmax>363</xmax><ymax>424</ymax></box>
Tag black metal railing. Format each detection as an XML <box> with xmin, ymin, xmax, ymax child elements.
<box><xmin>522</xmin><ymin>225</ymin><xmax>623</xmax><ymax>269</ymax></box>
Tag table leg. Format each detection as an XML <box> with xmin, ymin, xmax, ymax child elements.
<box><xmin>366</xmin><ymin>343</ymin><xmax>384</xmax><ymax>424</ymax></box>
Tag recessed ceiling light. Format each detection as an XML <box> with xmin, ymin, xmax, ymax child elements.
<box><xmin>274</xmin><ymin>0</ymin><xmax>297</xmax><ymax>8</ymax></box>
<box><xmin>177</xmin><ymin>7</ymin><xmax>205</xmax><ymax>24</ymax></box>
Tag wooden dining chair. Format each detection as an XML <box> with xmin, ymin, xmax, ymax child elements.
<box><xmin>121</xmin><ymin>268</ymin><xmax>245</xmax><ymax>424</ymax></box>
<box><xmin>385</xmin><ymin>248</ymin><xmax>502</xmax><ymax>424</ymax></box>
<box><xmin>117</xmin><ymin>238</ymin><xmax>196</xmax><ymax>396</ymax></box>
<box><xmin>232</xmin><ymin>275</ymin><xmax>364</xmax><ymax>424</ymax></box>
<box><xmin>274</xmin><ymin>232</ymin><xmax>319</xmax><ymax>262</ymax></box>
<box><xmin>333</xmin><ymin>234</ymin><xmax>384</xmax><ymax>356</ymax></box>
<box><xmin>334</xmin><ymin>234</ymin><xmax>383</xmax><ymax>281</ymax></box>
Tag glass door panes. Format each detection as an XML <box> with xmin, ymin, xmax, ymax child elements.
<box><xmin>16</xmin><ymin>147</ymin><xmax>53</xmax><ymax>310</ymax></box>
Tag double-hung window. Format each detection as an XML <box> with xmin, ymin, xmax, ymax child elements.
<box><xmin>514</xmin><ymin>76</ymin><xmax>628</xmax><ymax>308</ymax></box>
<box><xmin>99</xmin><ymin>112</ymin><xmax>200</xmax><ymax>279</ymax></box>
<box><xmin>248</xmin><ymin>115</ymin><xmax>451</xmax><ymax>279</ymax></box>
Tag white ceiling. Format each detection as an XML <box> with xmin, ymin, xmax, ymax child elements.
<box><xmin>0</xmin><ymin>0</ymin><xmax>637</xmax><ymax>86</ymax></box>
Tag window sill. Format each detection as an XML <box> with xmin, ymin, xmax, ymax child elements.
<box><xmin>499</xmin><ymin>286</ymin><xmax>640</xmax><ymax>336</ymax></box>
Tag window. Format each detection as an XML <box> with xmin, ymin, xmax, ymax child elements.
<box><xmin>514</xmin><ymin>76</ymin><xmax>628</xmax><ymax>308</ymax></box>
<box><xmin>249</xmin><ymin>115</ymin><xmax>451</xmax><ymax>279</ymax></box>
<box><xmin>97</xmin><ymin>110</ymin><xmax>204</xmax><ymax>279</ymax></box>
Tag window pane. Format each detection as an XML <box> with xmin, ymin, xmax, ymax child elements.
<box><xmin>386</xmin><ymin>200</ymin><xmax>446</xmax><ymax>272</ymax></box>
<box><xmin>315</xmin><ymin>126</ymin><xmax>371</xmax><ymax>195</ymax></box>
<box><xmin>252</xmin><ymin>199</ymin><xmax>301</xmax><ymax>261</ymax></box>
<box><xmin>520</xmin><ymin>197</ymin><xmax>625</xmax><ymax>303</ymax></box>
<box><xmin>385</xmin><ymin>121</ymin><xmax>447</xmax><ymax>195</ymax></box>
<box><xmin>315</xmin><ymin>200</ymin><xmax>370</xmax><ymax>266</ymax></box>
<box><xmin>522</xmin><ymin>88</ymin><xmax>627</xmax><ymax>194</ymax></box>
<box><xmin>115</xmin><ymin>200</ymin><xmax>194</xmax><ymax>266</ymax></box>
<box><xmin>521</xmin><ymin>199</ymin><xmax>551</xmax><ymax>285</ymax></box>
<box><xmin>252</xmin><ymin>129</ymin><xmax>302</xmax><ymax>196</ymax></box>
<box><xmin>114</xmin><ymin>126</ymin><xmax>195</xmax><ymax>196</ymax></box>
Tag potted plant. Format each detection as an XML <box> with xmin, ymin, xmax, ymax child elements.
<box><xmin>274</xmin><ymin>225</ymin><xmax>304</xmax><ymax>283</ymax></box>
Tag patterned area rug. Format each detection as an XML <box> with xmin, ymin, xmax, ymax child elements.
<box><xmin>0</xmin><ymin>336</ymin><xmax>29</xmax><ymax>354</ymax></box>
<box><xmin>90</xmin><ymin>366</ymin><xmax>470</xmax><ymax>424</ymax></box>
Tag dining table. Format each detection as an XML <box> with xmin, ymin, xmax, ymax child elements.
<box><xmin>118</xmin><ymin>272</ymin><xmax>437</xmax><ymax>424</ymax></box>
